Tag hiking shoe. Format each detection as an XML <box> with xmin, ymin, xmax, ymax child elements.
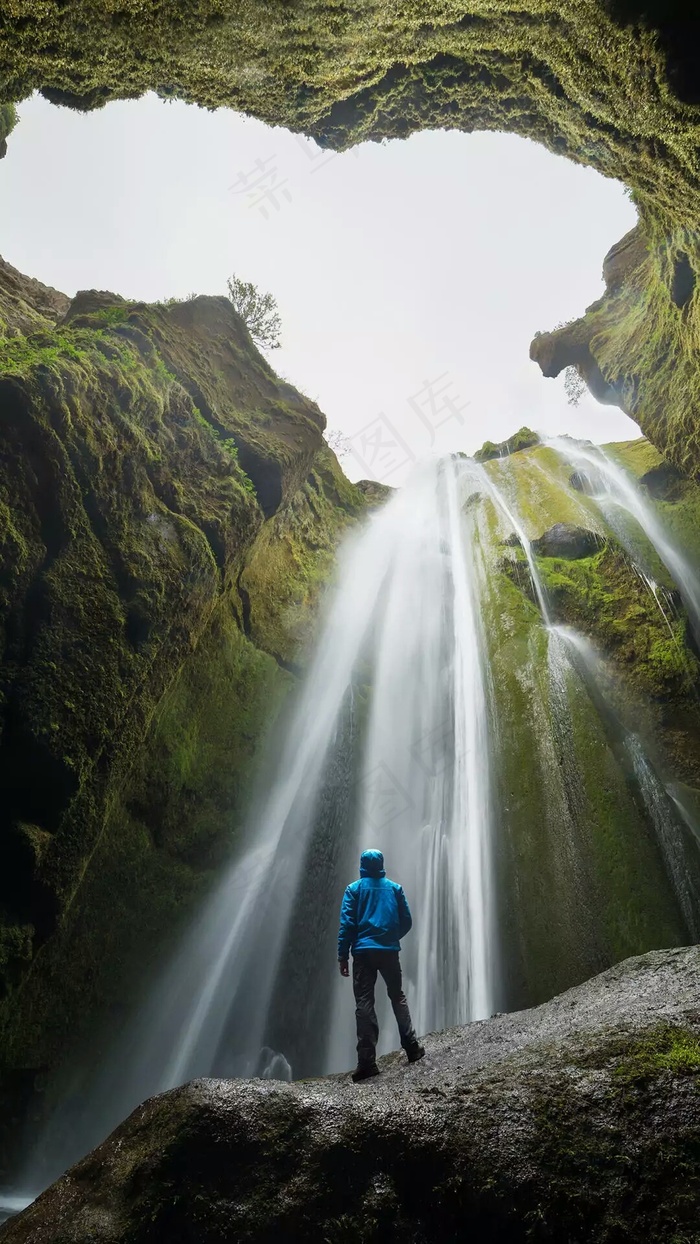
<box><xmin>405</xmin><ymin>1042</ymin><xmax>425</xmax><ymax>1064</ymax></box>
<box><xmin>352</xmin><ymin>1062</ymin><xmax>380</xmax><ymax>1083</ymax></box>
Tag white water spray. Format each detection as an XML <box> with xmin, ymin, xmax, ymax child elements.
<box><xmin>548</xmin><ymin>437</ymin><xmax>700</xmax><ymax>639</ymax></box>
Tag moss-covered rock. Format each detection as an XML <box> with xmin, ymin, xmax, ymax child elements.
<box><xmin>477</xmin><ymin>439</ymin><xmax>700</xmax><ymax>1003</ymax></box>
<box><xmin>491</xmin><ymin>442</ymin><xmax>700</xmax><ymax>779</ymax></box>
<box><xmin>4</xmin><ymin>944</ymin><xmax>700</xmax><ymax>1244</ymax></box>
<box><xmin>0</xmin><ymin>256</ymin><xmax>70</xmax><ymax>337</ymax></box>
<box><xmin>0</xmin><ymin>266</ymin><xmax>368</xmax><ymax>1108</ymax></box>
<box><xmin>0</xmin><ymin>104</ymin><xmax>16</xmax><ymax>159</ymax></box>
<box><xmin>530</xmin><ymin>216</ymin><xmax>700</xmax><ymax>479</ymax></box>
<box><xmin>239</xmin><ymin>445</ymin><xmax>366</xmax><ymax>666</ymax></box>
<box><xmin>474</xmin><ymin>427</ymin><xmax>540</xmax><ymax>463</ymax></box>
<box><xmin>607</xmin><ymin>436</ymin><xmax>700</xmax><ymax>568</ymax></box>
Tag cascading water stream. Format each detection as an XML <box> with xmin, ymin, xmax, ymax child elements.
<box><xmin>483</xmin><ymin>460</ymin><xmax>700</xmax><ymax>951</ymax></box>
<box><xmin>9</xmin><ymin>454</ymin><xmax>499</xmax><ymax>1209</ymax></box>
<box><xmin>547</xmin><ymin>437</ymin><xmax>700</xmax><ymax>642</ymax></box>
<box><xmin>480</xmin><ymin>465</ymin><xmax>550</xmax><ymax>621</ymax></box>
<box><xmin>324</xmin><ymin>456</ymin><xmax>496</xmax><ymax>1070</ymax></box>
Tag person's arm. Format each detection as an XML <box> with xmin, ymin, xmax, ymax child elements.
<box><xmin>397</xmin><ymin>886</ymin><xmax>413</xmax><ymax>939</ymax></box>
<box><xmin>338</xmin><ymin>885</ymin><xmax>357</xmax><ymax>972</ymax></box>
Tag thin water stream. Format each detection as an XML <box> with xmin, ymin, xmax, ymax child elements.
<box><xmin>547</xmin><ymin>437</ymin><xmax>700</xmax><ymax>641</ymax></box>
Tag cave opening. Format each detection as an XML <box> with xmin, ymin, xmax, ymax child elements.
<box><xmin>0</xmin><ymin>92</ymin><xmax>641</xmax><ymax>488</ymax></box>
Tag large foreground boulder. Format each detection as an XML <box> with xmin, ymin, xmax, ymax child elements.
<box><xmin>3</xmin><ymin>945</ymin><xmax>700</xmax><ymax>1243</ymax></box>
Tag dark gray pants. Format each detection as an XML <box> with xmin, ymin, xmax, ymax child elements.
<box><xmin>352</xmin><ymin>950</ymin><xmax>417</xmax><ymax>1066</ymax></box>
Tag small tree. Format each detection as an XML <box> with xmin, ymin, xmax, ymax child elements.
<box><xmin>324</xmin><ymin>428</ymin><xmax>352</xmax><ymax>459</ymax></box>
<box><xmin>227</xmin><ymin>275</ymin><xmax>282</xmax><ymax>350</ymax></box>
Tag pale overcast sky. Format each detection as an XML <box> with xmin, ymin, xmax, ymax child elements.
<box><xmin>0</xmin><ymin>93</ymin><xmax>639</xmax><ymax>483</ymax></box>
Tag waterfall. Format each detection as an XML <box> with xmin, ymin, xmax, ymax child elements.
<box><xmin>7</xmin><ymin>441</ymin><xmax>700</xmax><ymax>1224</ymax></box>
<box><xmin>546</xmin><ymin>437</ymin><xmax>700</xmax><ymax>641</ymax></box>
<box><xmin>12</xmin><ymin>454</ymin><xmax>498</xmax><ymax>1202</ymax></box>
<box><xmin>324</xmin><ymin>456</ymin><xmax>496</xmax><ymax>1069</ymax></box>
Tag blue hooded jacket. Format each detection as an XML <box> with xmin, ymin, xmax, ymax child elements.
<box><xmin>337</xmin><ymin>850</ymin><xmax>413</xmax><ymax>960</ymax></box>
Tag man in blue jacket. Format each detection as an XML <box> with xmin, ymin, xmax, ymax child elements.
<box><xmin>338</xmin><ymin>848</ymin><xmax>425</xmax><ymax>1081</ymax></box>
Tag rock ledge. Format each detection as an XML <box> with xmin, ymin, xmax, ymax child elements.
<box><xmin>3</xmin><ymin>945</ymin><xmax>700</xmax><ymax>1243</ymax></box>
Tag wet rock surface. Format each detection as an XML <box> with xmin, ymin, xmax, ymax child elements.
<box><xmin>532</xmin><ymin>523</ymin><xmax>602</xmax><ymax>559</ymax></box>
<box><xmin>3</xmin><ymin>945</ymin><xmax>700</xmax><ymax>1243</ymax></box>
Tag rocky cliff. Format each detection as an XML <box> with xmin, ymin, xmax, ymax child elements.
<box><xmin>464</xmin><ymin>434</ymin><xmax>700</xmax><ymax>1008</ymax></box>
<box><xmin>0</xmin><ymin>257</ymin><xmax>368</xmax><ymax>1133</ymax></box>
<box><xmin>3</xmin><ymin>944</ymin><xmax>699</xmax><ymax>1243</ymax></box>
<box><xmin>2</xmin><ymin>5</ymin><xmax>700</xmax><ymax>472</ymax></box>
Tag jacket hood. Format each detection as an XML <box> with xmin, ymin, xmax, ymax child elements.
<box><xmin>360</xmin><ymin>849</ymin><xmax>385</xmax><ymax>878</ymax></box>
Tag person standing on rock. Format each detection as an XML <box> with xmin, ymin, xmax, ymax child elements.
<box><xmin>338</xmin><ymin>848</ymin><xmax>425</xmax><ymax>1082</ymax></box>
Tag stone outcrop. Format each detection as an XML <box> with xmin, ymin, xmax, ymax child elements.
<box><xmin>354</xmin><ymin>479</ymin><xmax>394</xmax><ymax>508</ymax></box>
<box><xmin>3</xmin><ymin>944</ymin><xmax>700</xmax><ymax>1243</ymax></box>
<box><xmin>474</xmin><ymin>426</ymin><xmax>540</xmax><ymax>463</ymax></box>
<box><xmin>0</xmin><ymin>255</ymin><xmax>70</xmax><ymax>335</ymax></box>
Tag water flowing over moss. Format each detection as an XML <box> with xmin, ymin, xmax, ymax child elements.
<box><xmin>478</xmin><ymin>441</ymin><xmax>700</xmax><ymax>1003</ymax></box>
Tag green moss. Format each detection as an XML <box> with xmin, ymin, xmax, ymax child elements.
<box><xmin>240</xmin><ymin>444</ymin><xmax>366</xmax><ymax>663</ymax></box>
<box><xmin>486</xmin><ymin>444</ymin><xmax>608</xmax><ymax>540</ymax></box>
<box><xmin>537</xmin><ymin>545</ymin><xmax>697</xmax><ymax>700</ymax></box>
<box><xmin>477</xmin><ymin>448</ymin><xmax>700</xmax><ymax>1005</ymax></box>
<box><xmin>1</xmin><ymin>601</ymin><xmax>292</xmax><ymax>1073</ymax></box>
<box><xmin>608</xmin><ymin>438</ymin><xmax>700</xmax><ymax>569</ymax></box>
<box><xmin>0</xmin><ymin>330</ymin><xmax>92</xmax><ymax>374</ymax></box>
<box><xmin>0</xmin><ymin>103</ymin><xmax>17</xmax><ymax>152</ymax></box>
<box><xmin>562</xmin><ymin>647</ymin><xmax>685</xmax><ymax>962</ymax></box>
<box><xmin>475</xmin><ymin>427</ymin><xmax>540</xmax><ymax>463</ymax></box>
<box><xmin>604</xmin><ymin>436</ymin><xmax>663</xmax><ymax>480</ymax></box>
<box><xmin>615</xmin><ymin>1025</ymin><xmax>700</xmax><ymax>1084</ymax></box>
<box><xmin>0</xmin><ymin>283</ymin><xmax>366</xmax><ymax>1085</ymax></box>
<box><xmin>533</xmin><ymin>216</ymin><xmax>700</xmax><ymax>479</ymax></box>
<box><xmin>576</xmin><ymin>1022</ymin><xmax>700</xmax><ymax>1085</ymax></box>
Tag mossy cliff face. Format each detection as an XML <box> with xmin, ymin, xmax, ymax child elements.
<box><xmin>530</xmin><ymin>217</ymin><xmax>700</xmax><ymax>479</ymax></box>
<box><xmin>3</xmin><ymin>5</ymin><xmax>700</xmax><ymax>467</ymax></box>
<box><xmin>0</xmin><ymin>257</ymin><xmax>70</xmax><ymax>337</ymax></box>
<box><xmin>475</xmin><ymin>438</ymin><xmax>700</xmax><ymax>1007</ymax></box>
<box><xmin>0</xmin><ymin>105</ymin><xmax>17</xmax><ymax>158</ymax></box>
<box><xmin>0</xmin><ymin>260</ymin><xmax>366</xmax><ymax>1095</ymax></box>
<box><xmin>4</xmin><ymin>945</ymin><xmax>700</xmax><ymax>1244</ymax></box>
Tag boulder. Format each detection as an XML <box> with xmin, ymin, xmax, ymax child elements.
<box><xmin>532</xmin><ymin>523</ymin><xmax>601</xmax><ymax>559</ymax></box>
<box><xmin>3</xmin><ymin>945</ymin><xmax>700</xmax><ymax>1243</ymax></box>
